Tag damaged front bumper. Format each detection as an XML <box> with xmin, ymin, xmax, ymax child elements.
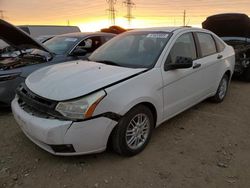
<box><xmin>11</xmin><ymin>97</ymin><xmax>117</xmax><ymax>156</ymax></box>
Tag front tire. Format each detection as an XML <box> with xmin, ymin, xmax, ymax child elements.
<box><xmin>210</xmin><ymin>74</ymin><xmax>229</xmax><ymax>103</ymax></box>
<box><xmin>112</xmin><ymin>105</ymin><xmax>154</xmax><ymax>156</ymax></box>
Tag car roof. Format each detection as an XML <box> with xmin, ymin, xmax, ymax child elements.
<box><xmin>55</xmin><ymin>32</ymin><xmax>116</xmax><ymax>39</ymax></box>
<box><xmin>128</xmin><ymin>26</ymin><xmax>205</xmax><ymax>33</ymax></box>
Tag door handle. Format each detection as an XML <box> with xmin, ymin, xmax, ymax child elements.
<box><xmin>193</xmin><ymin>63</ymin><xmax>201</xmax><ymax>69</ymax></box>
<box><xmin>217</xmin><ymin>54</ymin><xmax>223</xmax><ymax>59</ymax></box>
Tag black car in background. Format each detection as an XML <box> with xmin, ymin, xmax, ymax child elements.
<box><xmin>202</xmin><ymin>13</ymin><xmax>250</xmax><ymax>81</ymax></box>
<box><xmin>0</xmin><ymin>19</ymin><xmax>116</xmax><ymax>106</ymax></box>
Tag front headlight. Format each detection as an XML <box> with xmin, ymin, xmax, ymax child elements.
<box><xmin>56</xmin><ymin>90</ymin><xmax>106</xmax><ymax>120</ymax></box>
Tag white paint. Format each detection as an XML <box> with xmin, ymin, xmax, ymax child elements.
<box><xmin>12</xmin><ymin>27</ymin><xmax>235</xmax><ymax>156</ymax></box>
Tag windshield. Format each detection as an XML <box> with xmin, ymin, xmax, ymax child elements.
<box><xmin>43</xmin><ymin>36</ymin><xmax>79</xmax><ymax>55</ymax></box>
<box><xmin>89</xmin><ymin>31</ymin><xmax>170</xmax><ymax>68</ymax></box>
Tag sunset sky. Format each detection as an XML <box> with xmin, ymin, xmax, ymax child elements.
<box><xmin>1</xmin><ymin>0</ymin><xmax>250</xmax><ymax>31</ymax></box>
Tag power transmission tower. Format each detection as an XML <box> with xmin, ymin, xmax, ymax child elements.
<box><xmin>106</xmin><ymin>0</ymin><xmax>117</xmax><ymax>25</ymax></box>
<box><xmin>0</xmin><ymin>10</ymin><xmax>5</xmax><ymax>19</ymax></box>
<box><xmin>183</xmin><ymin>10</ymin><xmax>186</xmax><ymax>26</ymax></box>
<box><xmin>123</xmin><ymin>0</ymin><xmax>135</xmax><ymax>26</ymax></box>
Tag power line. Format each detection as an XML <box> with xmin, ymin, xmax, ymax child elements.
<box><xmin>123</xmin><ymin>0</ymin><xmax>135</xmax><ymax>26</ymax></box>
<box><xmin>106</xmin><ymin>0</ymin><xmax>117</xmax><ymax>25</ymax></box>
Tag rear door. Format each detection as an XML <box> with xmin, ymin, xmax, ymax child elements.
<box><xmin>194</xmin><ymin>32</ymin><xmax>223</xmax><ymax>93</ymax></box>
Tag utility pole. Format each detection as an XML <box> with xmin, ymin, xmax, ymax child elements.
<box><xmin>106</xmin><ymin>0</ymin><xmax>117</xmax><ymax>25</ymax></box>
<box><xmin>183</xmin><ymin>10</ymin><xmax>186</xmax><ymax>26</ymax></box>
<box><xmin>123</xmin><ymin>0</ymin><xmax>135</xmax><ymax>26</ymax></box>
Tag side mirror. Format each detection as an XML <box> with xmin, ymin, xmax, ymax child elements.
<box><xmin>164</xmin><ymin>56</ymin><xmax>193</xmax><ymax>71</ymax></box>
<box><xmin>71</xmin><ymin>48</ymin><xmax>87</xmax><ymax>56</ymax></box>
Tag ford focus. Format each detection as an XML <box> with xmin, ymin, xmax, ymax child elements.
<box><xmin>12</xmin><ymin>27</ymin><xmax>235</xmax><ymax>156</ymax></box>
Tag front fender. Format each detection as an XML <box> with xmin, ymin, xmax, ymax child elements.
<box><xmin>94</xmin><ymin>68</ymin><xmax>164</xmax><ymax>126</ymax></box>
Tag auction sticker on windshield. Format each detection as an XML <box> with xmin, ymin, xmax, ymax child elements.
<box><xmin>65</xmin><ymin>38</ymin><xmax>78</xmax><ymax>42</ymax></box>
<box><xmin>146</xmin><ymin>33</ymin><xmax>169</xmax><ymax>38</ymax></box>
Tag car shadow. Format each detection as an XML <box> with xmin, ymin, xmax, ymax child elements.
<box><xmin>232</xmin><ymin>75</ymin><xmax>250</xmax><ymax>83</ymax></box>
<box><xmin>0</xmin><ymin>106</ymin><xmax>12</xmax><ymax>116</ymax></box>
<box><xmin>35</xmin><ymin>105</ymin><xmax>202</xmax><ymax>164</ymax></box>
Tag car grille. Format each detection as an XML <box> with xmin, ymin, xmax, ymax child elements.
<box><xmin>16</xmin><ymin>83</ymin><xmax>64</xmax><ymax>119</ymax></box>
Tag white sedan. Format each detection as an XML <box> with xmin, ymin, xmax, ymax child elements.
<box><xmin>12</xmin><ymin>27</ymin><xmax>235</xmax><ymax>156</ymax></box>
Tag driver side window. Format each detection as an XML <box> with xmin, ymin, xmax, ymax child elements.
<box><xmin>167</xmin><ymin>33</ymin><xmax>197</xmax><ymax>64</ymax></box>
<box><xmin>75</xmin><ymin>36</ymin><xmax>102</xmax><ymax>54</ymax></box>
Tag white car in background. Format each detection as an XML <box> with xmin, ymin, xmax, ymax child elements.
<box><xmin>12</xmin><ymin>27</ymin><xmax>235</xmax><ymax>156</ymax></box>
<box><xmin>18</xmin><ymin>25</ymin><xmax>81</xmax><ymax>38</ymax></box>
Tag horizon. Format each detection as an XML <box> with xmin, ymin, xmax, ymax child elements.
<box><xmin>1</xmin><ymin>0</ymin><xmax>250</xmax><ymax>32</ymax></box>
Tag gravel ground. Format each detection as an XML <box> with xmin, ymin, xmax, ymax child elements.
<box><xmin>0</xmin><ymin>80</ymin><xmax>250</xmax><ymax>188</ymax></box>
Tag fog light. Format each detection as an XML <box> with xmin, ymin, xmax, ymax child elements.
<box><xmin>50</xmin><ymin>144</ymin><xmax>75</xmax><ymax>153</ymax></box>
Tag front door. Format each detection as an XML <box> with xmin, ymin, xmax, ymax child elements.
<box><xmin>161</xmin><ymin>32</ymin><xmax>204</xmax><ymax>120</ymax></box>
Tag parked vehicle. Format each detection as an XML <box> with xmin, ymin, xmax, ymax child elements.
<box><xmin>202</xmin><ymin>13</ymin><xmax>250</xmax><ymax>81</ymax></box>
<box><xmin>0</xmin><ymin>19</ymin><xmax>115</xmax><ymax>106</ymax></box>
<box><xmin>101</xmin><ymin>25</ymin><xmax>127</xmax><ymax>34</ymax></box>
<box><xmin>35</xmin><ymin>35</ymin><xmax>55</xmax><ymax>43</ymax></box>
<box><xmin>12</xmin><ymin>27</ymin><xmax>235</xmax><ymax>156</ymax></box>
<box><xmin>1</xmin><ymin>36</ymin><xmax>54</xmax><ymax>59</ymax></box>
<box><xmin>18</xmin><ymin>25</ymin><xmax>80</xmax><ymax>38</ymax></box>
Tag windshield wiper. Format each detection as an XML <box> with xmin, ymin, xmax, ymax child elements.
<box><xmin>95</xmin><ymin>60</ymin><xmax>121</xmax><ymax>67</ymax></box>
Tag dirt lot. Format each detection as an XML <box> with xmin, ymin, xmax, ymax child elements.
<box><xmin>0</xmin><ymin>80</ymin><xmax>250</xmax><ymax>188</ymax></box>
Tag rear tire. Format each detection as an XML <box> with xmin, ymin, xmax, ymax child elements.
<box><xmin>112</xmin><ymin>105</ymin><xmax>154</xmax><ymax>157</ymax></box>
<box><xmin>210</xmin><ymin>74</ymin><xmax>229</xmax><ymax>103</ymax></box>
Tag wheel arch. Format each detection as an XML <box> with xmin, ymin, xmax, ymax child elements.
<box><xmin>224</xmin><ymin>69</ymin><xmax>232</xmax><ymax>80</ymax></box>
<box><xmin>106</xmin><ymin>101</ymin><xmax>158</xmax><ymax>150</ymax></box>
<box><xmin>117</xmin><ymin>101</ymin><xmax>158</xmax><ymax>128</ymax></box>
<box><xmin>132</xmin><ymin>102</ymin><xmax>158</xmax><ymax>127</ymax></box>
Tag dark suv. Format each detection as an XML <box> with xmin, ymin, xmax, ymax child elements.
<box><xmin>202</xmin><ymin>13</ymin><xmax>250</xmax><ymax>81</ymax></box>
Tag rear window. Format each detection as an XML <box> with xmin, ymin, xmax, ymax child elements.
<box><xmin>197</xmin><ymin>33</ymin><xmax>217</xmax><ymax>57</ymax></box>
<box><xmin>214</xmin><ymin>36</ymin><xmax>226</xmax><ymax>52</ymax></box>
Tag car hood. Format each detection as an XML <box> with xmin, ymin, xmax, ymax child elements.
<box><xmin>202</xmin><ymin>13</ymin><xmax>250</xmax><ymax>38</ymax></box>
<box><xmin>0</xmin><ymin>19</ymin><xmax>51</xmax><ymax>53</ymax></box>
<box><xmin>26</xmin><ymin>60</ymin><xmax>146</xmax><ymax>101</ymax></box>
